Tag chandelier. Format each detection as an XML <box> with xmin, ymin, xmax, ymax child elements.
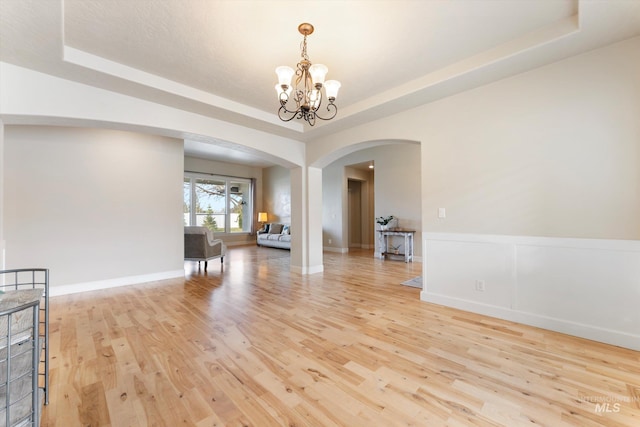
<box><xmin>275</xmin><ymin>23</ymin><xmax>341</xmax><ymax>126</ymax></box>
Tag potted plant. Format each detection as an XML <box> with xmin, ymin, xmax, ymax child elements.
<box><xmin>376</xmin><ymin>215</ymin><xmax>395</xmax><ymax>230</ymax></box>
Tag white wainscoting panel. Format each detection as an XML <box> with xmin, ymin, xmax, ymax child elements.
<box><xmin>424</xmin><ymin>239</ymin><xmax>513</xmax><ymax>308</ymax></box>
<box><xmin>421</xmin><ymin>233</ymin><xmax>640</xmax><ymax>350</ymax></box>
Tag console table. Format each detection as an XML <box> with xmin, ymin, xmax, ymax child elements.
<box><xmin>377</xmin><ymin>228</ymin><xmax>415</xmax><ymax>262</ymax></box>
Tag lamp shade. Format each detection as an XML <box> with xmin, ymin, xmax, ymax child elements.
<box><xmin>258</xmin><ymin>212</ymin><xmax>268</xmax><ymax>222</ymax></box>
<box><xmin>275</xmin><ymin>66</ymin><xmax>294</xmax><ymax>87</ymax></box>
<box><xmin>324</xmin><ymin>80</ymin><xmax>341</xmax><ymax>100</ymax></box>
<box><xmin>309</xmin><ymin>64</ymin><xmax>328</xmax><ymax>85</ymax></box>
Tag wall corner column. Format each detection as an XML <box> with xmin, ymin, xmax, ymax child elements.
<box><xmin>290</xmin><ymin>166</ymin><xmax>324</xmax><ymax>274</ymax></box>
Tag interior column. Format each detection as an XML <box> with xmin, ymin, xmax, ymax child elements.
<box><xmin>290</xmin><ymin>166</ymin><xmax>324</xmax><ymax>274</ymax></box>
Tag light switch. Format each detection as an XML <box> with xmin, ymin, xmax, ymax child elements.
<box><xmin>438</xmin><ymin>208</ymin><xmax>446</xmax><ymax>218</ymax></box>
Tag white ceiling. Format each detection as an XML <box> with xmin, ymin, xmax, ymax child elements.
<box><xmin>2</xmin><ymin>0</ymin><xmax>640</xmax><ymax>166</ymax></box>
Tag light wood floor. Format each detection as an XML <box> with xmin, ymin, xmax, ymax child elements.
<box><xmin>41</xmin><ymin>246</ymin><xmax>640</xmax><ymax>426</ymax></box>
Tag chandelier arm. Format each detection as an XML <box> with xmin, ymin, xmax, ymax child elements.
<box><xmin>278</xmin><ymin>100</ymin><xmax>306</xmax><ymax>116</ymax></box>
<box><xmin>293</xmin><ymin>89</ymin><xmax>304</xmax><ymax>108</ymax></box>
<box><xmin>313</xmin><ymin>102</ymin><xmax>338</xmax><ymax>121</ymax></box>
<box><xmin>306</xmin><ymin>111</ymin><xmax>316</xmax><ymax>126</ymax></box>
<box><xmin>295</xmin><ymin>65</ymin><xmax>305</xmax><ymax>88</ymax></box>
<box><xmin>278</xmin><ymin>105</ymin><xmax>303</xmax><ymax>122</ymax></box>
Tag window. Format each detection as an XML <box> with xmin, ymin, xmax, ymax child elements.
<box><xmin>184</xmin><ymin>173</ymin><xmax>253</xmax><ymax>234</ymax></box>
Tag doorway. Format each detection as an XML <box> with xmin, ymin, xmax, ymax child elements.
<box><xmin>347</xmin><ymin>163</ymin><xmax>374</xmax><ymax>250</ymax></box>
<box><xmin>348</xmin><ymin>179</ymin><xmax>363</xmax><ymax>248</ymax></box>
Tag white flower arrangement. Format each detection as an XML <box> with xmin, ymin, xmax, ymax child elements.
<box><xmin>375</xmin><ymin>215</ymin><xmax>395</xmax><ymax>226</ymax></box>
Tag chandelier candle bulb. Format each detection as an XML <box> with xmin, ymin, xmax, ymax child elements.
<box><xmin>274</xmin><ymin>23</ymin><xmax>340</xmax><ymax>126</ymax></box>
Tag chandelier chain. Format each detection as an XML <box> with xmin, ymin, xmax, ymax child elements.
<box><xmin>300</xmin><ymin>35</ymin><xmax>309</xmax><ymax>61</ymax></box>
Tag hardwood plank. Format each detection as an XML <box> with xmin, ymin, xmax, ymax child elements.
<box><xmin>41</xmin><ymin>247</ymin><xmax>640</xmax><ymax>426</ymax></box>
<box><xmin>79</xmin><ymin>382</ymin><xmax>111</xmax><ymax>426</ymax></box>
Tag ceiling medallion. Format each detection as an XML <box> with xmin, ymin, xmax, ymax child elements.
<box><xmin>275</xmin><ymin>23</ymin><xmax>341</xmax><ymax>126</ymax></box>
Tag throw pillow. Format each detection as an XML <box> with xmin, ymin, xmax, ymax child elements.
<box><xmin>282</xmin><ymin>225</ymin><xmax>290</xmax><ymax>235</ymax></box>
<box><xmin>269</xmin><ymin>223</ymin><xmax>283</xmax><ymax>234</ymax></box>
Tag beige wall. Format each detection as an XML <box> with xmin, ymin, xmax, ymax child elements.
<box><xmin>4</xmin><ymin>126</ymin><xmax>184</xmax><ymax>289</ymax></box>
<box><xmin>262</xmin><ymin>166</ymin><xmax>291</xmax><ymax>225</ymax></box>
<box><xmin>417</xmin><ymin>36</ymin><xmax>640</xmax><ymax>239</ymax></box>
<box><xmin>312</xmin><ymin>36</ymin><xmax>640</xmax><ymax>241</ymax></box>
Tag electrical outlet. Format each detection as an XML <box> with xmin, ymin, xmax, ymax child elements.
<box><xmin>328</xmin><ymin>239</ymin><xmax>332</xmax><ymax>244</ymax></box>
<box><xmin>475</xmin><ymin>280</ymin><xmax>486</xmax><ymax>292</ymax></box>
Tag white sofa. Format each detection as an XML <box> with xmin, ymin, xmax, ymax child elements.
<box><xmin>256</xmin><ymin>223</ymin><xmax>291</xmax><ymax>250</ymax></box>
<box><xmin>184</xmin><ymin>226</ymin><xmax>227</xmax><ymax>270</ymax></box>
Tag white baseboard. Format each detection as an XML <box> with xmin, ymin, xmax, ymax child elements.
<box><xmin>50</xmin><ymin>269</ymin><xmax>184</xmax><ymax>296</ymax></box>
<box><xmin>225</xmin><ymin>241</ymin><xmax>256</xmax><ymax>247</ymax></box>
<box><xmin>373</xmin><ymin>251</ymin><xmax>422</xmax><ymax>263</ymax></box>
<box><xmin>324</xmin><ymin>246</ymin><xmax>348</xmax><ymax>253</ymax></box>
<box><xmin>290</xmin><ymin>264</ymin><xmax>324</xmax><ymax>275</ymax></box>
<box><xmin>421</xmin><ymin>291</ymin><xmax>640</xmax><ymax>351</ymax></box>
<box><xmin>325</xmin><ymin>246</ymin><xmax>377</xmax><ymax>253</ymax></box>
<box><xmin>348</xmin><ymin>244</ymin><xmax>374</xmax><ymax>249</ymax></box>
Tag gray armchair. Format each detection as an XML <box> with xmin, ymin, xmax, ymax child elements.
<box><xmin>184</xmin><ymin>226</ymin><xmax>227</xmax><ymax>271</ymax></box>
